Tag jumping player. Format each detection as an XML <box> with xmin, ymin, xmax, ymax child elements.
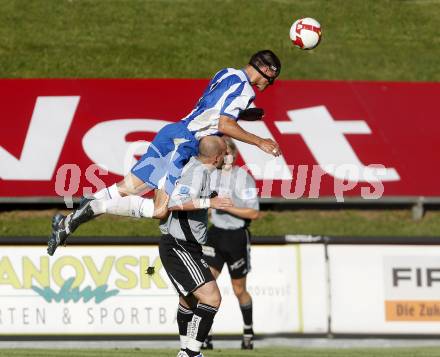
<box><xmin>48</xmin><ymin>50</ymin><xmax>281</xmax><ymax>256</ymax></box>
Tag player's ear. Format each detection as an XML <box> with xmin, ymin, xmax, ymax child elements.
<box><xmin>214</xmin><ymin>154</ymin><xmax>223</xmax><ymax>167</ymax></box>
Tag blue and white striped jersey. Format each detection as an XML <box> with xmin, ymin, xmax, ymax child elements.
<box><xmin>180</xmin><ymin>68</ymin><xmax>256</xmax><ymax>140</ymax></box>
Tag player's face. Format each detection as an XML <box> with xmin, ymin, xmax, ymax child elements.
<box><xmin>256</xmin><ymin>66</ymin><xmax>277</xmax><ymax>92</ymax></box>
<box><xmin>224</xmin><ymin>143</ymin><xmax>237</xmax><ymax>166</ymax></box>
<box><xmin>215</xmin><ymin>146</ymin><xmax>228</xmax><ymax>169</ymax></box>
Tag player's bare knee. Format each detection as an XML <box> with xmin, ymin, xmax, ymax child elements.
<box><xmin>153</xmin><ymin>190</ymin><xmax>169</xmax><ymax>219</ymax></box>
<box><xmin>118</xmin><ymin>174</ymin><xmax>149</xmax><ymax>196</ymax></box>
<box><xmin>232</xmin><ymin>284</ymin><xmax>246</xmax><ymax>299</ymax></box>
<box><xmin>207</xmin><ymin>290</ymin><xmax>221</xmax><ymax>309</ymax></box>
<box><xmin>201</xmin><ymin>286</ymin><xmax>222</xmax><ymax>308</ymax></box>
<box><xmin>115</xmin><ymin>181</ymin><xmax>128</xmax><ymax>196</ymax></box>
<box><xmin>153</xmin><ymin>207</ymin><xmax>169</xmax><ymax>220</ymax></box>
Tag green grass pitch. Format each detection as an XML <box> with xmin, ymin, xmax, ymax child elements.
<box><xmin>0</xmin><ymin>0</ymin><xmax>439</xmax><ymax>81</ymax></box>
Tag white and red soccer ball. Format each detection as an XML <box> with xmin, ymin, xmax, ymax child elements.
<box><xmin>290</xmin><ymin>17</ymin><xmax>322</xmax><ymax>50</ymax></box>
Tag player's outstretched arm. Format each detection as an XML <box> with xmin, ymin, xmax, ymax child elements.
<box><xmin>218</xmin><ymin>115</ymin><xmax>281</xmax><ymax>157</ymax></box>
<box><xmin>169</xmin><ymin>196</ymin><xmax>233</xmax><ymax>211</ymax></box>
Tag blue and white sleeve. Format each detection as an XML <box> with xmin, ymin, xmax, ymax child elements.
<box><xmin>220</xmin><ymin>83</ymin><xmax>254</xmax><ymax>120</ymax></box>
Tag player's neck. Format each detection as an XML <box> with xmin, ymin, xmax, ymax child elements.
<box><xmin>244</xmin><ymin>66</ymin><xmax>259</xmax><ymax>85</ymax></box>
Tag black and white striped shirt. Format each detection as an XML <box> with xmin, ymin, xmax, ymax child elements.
<box><xmin>160</xmin><ymin>157</ymin><xmax>212</xmax><ymax>244</ymax></box>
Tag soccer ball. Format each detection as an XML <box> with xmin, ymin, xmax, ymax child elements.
<box><xmin>289</xmin><ymin>17</ymin><xmax>322</xmax><ymax>50</ymax></box>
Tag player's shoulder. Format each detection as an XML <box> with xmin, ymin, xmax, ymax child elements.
<box><xmin>214</xmin><ymin>68</ymin><xmax>249</xmax><ymax>85</ymax></box>
<box><xmin>229</xmin><ymin>68</ymin><xmax>252</xmax><ymax>84</ymax></box>
<box><xmin>182</xmin><ymin>157</ymin><xmax>206</xmax><ymax>176</ymax></box>
<box><xmin>211</xmin><ymin>68</ymin><xmax>230</xmax><ymax>82</ymax></box>
<box><xmin>228</xmin><ymin>68</ymin><xmax>254</xmax><ymax>97</ymax></box>
<box><xmin>233</xmin><ymin>166</ymin><xmax>258</xmax><ymax>200</ymax></box>
<box><xmin>233</xmin><ymin>165</ymin><xmax>251</xmax><ymax>175</ymax></box>
<box><xmin>179</xmin><ymin>158</ymin><xmax>210</xmax><ymax>189</ymax></box>
<box><xmin>209</xmin><ymin>69</ymin><xmax>254</xmax><ymax>103</ymax></box>
<box><xmin>233</xmin><ymin>166</ymin><xmax>256</xmax><ymax>184</ymax></box>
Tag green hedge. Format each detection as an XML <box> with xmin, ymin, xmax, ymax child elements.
<box><xmin>1</xmin><ymin>209</ymin><xmax>439</xmax><ymax>237</ymax></box>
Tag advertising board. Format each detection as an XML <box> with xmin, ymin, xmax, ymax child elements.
<box><xmin>1</xmin><ymin>80</ymin><xmax>439</xmax><ymax>201</ymax></box>
<box><xmin>329</xmin><ymin>245</ymin><xmax>440</xmax><ymax>334</ymax></box>
<box><xmin>0</xmin><ymin>244</ymin><xmax>327</xmax><ymax>335</ymax></box>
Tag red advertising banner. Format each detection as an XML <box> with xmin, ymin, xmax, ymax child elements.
<box><xmin>0</xmin><ymin>79</ymin><xmax>439</xmax><ymax>201</ymax></box>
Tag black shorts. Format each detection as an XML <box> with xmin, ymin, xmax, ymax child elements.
<box><xmin>159</xmin><ymin>234</ymin><xmax>214</xmax><ymax>296</ymax></box>
<box><xmin>202</xmin><ymin>225</ymin><xmax>251</xmax><ymax>279</ymax></box>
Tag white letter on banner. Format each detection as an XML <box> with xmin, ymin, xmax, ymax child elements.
<box><xmin>232</xmin><ymin>122</ymin><xmax>292</xmax><ymax>180</ymax></box>
<box><xmin>0</xmin><ymin>96</ymin><xmax>80</xmax><ymax>180</ymax></box>
<box><xmin>82</xmin><ymin>119</ymin><xmax>170</xmax><ymax>177</ymax></box>
<box><xmin>275</xmin><ymin>106</ymin><xmax>400</xmax><ymax>182</ymax></box>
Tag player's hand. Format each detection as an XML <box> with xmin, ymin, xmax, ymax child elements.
<box><xmin>210</xmin><ymin>196</ymin><xmax>233</xmax><ymax>210</ymax></box>
<box><xmin>258</xmin><ymin>138</ymin><xmax>281</xmax><ymax>157</ymax></box>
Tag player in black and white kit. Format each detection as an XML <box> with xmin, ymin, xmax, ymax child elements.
<box><xmin>159</xmin><ymin>136</ymin><xmax>232</xmax><ymax>357</ymax></box>
<box><xmin>202</xmin><ymin>137</ymin><xmax>259</xmax><ymax>350</ymax></box>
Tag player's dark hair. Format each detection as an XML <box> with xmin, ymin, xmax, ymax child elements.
<box><xmin>249</xmin><ymin>50</ymin><xmax>281</xmax><ymax>84</ymax></box>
